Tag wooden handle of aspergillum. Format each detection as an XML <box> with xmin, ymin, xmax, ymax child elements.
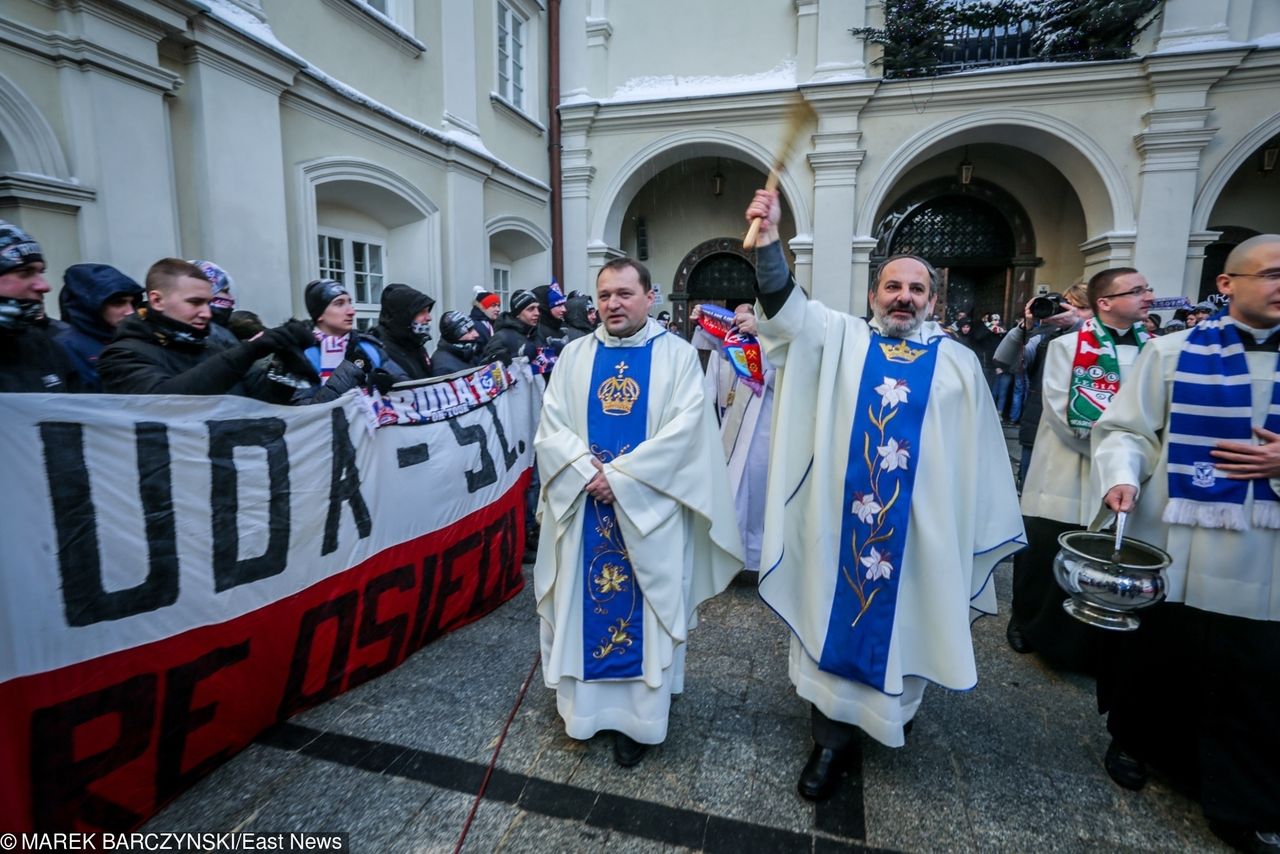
<box><xmin>742</xmin><ymin>170</ymin><xmax>781</xmax><ymax>251</ymax></box>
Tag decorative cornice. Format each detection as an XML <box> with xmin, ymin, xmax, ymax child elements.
<box><xmin>585</xmin><ymin>16</ymin><xmax>612</xmax><ymax>48</ymax></box>
<box><xmin>318</xmin><ymin>0</ymin><xmax>426</xmax><ymax>57</ymax></box>
<box><xmin>561</xmin><ymin>164</ymin><xmax>596</xmax><ymax>198</ymax></box>
<box><xmin>1142</xmin><ymin>48</ymin><xmax>1252</xmax><ymax>95</ymax></box>
<box><xmin>0</xmin><ymin>17</ymin><xmax>180</xmax><ymax>94</ymax></box>
<box><xmin>808</xmin><ymin>149</ymin><xmax>865</xmax><ymax>187</ymax></box>
<box><xmin>1079</xmin><ymin>231</ymin><xmax>1137</xmax><ymax>256</ymax></box>
<box><xmin>0</xmin><ymin>172</ymin><xmax>96</xmax><ymax>211</ymax></box>
<box><xmin>793</xmin><ymin>0</ymin><xmax>819</xmax><ymax>15</ymax></box>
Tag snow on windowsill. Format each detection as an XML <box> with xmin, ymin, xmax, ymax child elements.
<box><xmin>606</xmin><ymin>58</ymin><xmax>797</xmax><ymax>104</ymax></box>
<box><xmin>335</xmin><ymin>0</ymin><xmax>428</xmax><ymax>53</ymax></box>
<box><xmin>490</xmin><ymin>93</ymin><xmax>547</xmax><ymax>134</ymax></box>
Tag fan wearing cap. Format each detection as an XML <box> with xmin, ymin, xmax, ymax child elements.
<box><xmin>55</xmin><ymin>263</ymin><xmax>144</xmax><ymax>392</ymax></box>
<box><xmin>480</xmin><ymin>289</ymin><xmax>543</xmax><ymax>366</ymax></box>
<box><xmin>0</xmin><ymin>220</ymin><xmax>80</xmax><ymax>392</ymax></box>
<box><xmin>431</xmin><ymin>310</ymin><xmax>484</xmax><ymax>376</ymax></box>
<box><xmin>371</xmin><ymin>283</ymin><xmax>436</xmax><ymax>381</ymax></box>
<box><xmin>291</xmin><ymin>278</ymin><xmax>403</xmax><ymax>404</ymax></box>
<box><xmin>470</xmin><ymin>287</ymin><xmax>501</xmax><ymax>350</ymax></box>
<box><xmin>533</xmin><ymin>280</ymin><xmax>570</xmax><ymax>357</ymax></box>
<box><xmin>188</xmin><ymin>260</ymin><xmax>241</xmax><ymax>348</ymax></box>
<box><xmin>98</xmin><ymin>258</ymin><xmax>314</xmax><ymax>395</ymax></box>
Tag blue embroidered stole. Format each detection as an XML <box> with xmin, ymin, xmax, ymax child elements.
<box><xmin>581</xmin><ymin>338</ymin><xmax>655</xmax><ymax>679</ymax></box>
<box><xmin>819</xmin><ymin>333</ymin><xmax>940</xmax><ymax>690</ymax></box>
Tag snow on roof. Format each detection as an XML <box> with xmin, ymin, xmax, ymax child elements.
<box><xmin>191</xmin><ymin>0</ymin><xmax>547</xmax><ymax>192</ymax></box>
<box><xmin>607</xmin><ymin>58</ymin><xmax>797</xmax><ymax>103</ymax></box>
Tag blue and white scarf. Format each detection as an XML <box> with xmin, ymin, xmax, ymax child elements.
<box><xmin>1165</xmin><ymin>312</ymin><xmax>1280</xmax><ymax>530</ymax></box>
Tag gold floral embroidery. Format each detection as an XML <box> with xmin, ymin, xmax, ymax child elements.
<box><xmin>594</xmin><ymin>563</ymin><xmax>629</xmax><ymax>594</ymax></box>
<box><xmin>587</xmin><ymin>502</ymin><xmax>639</xmax><ymax>658</ymax></box>
<box><xmin>592</xmin><ymin>619</ymin><xmax>633</xmax><ymax>659</ymax></box>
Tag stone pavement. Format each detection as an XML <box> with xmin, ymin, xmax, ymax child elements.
<box><xmin>145</xmin><ymin>428</ymin><xmax>1231</xmax><ymax>853</ymax></box>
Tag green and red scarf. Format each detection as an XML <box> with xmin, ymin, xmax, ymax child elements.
<box><xmin>1066</xmin><ymin>319</ymin><xmax>1147</xmax><ymax>437</ymax></box>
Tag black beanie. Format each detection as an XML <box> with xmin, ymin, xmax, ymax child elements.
<box><xmin>378</xmin><ymin>283</ymin><xmax>435</xmax><ymax>327</ymax></box>
<box><xmin>440</xmin><ymin>310</ymin><xmax>476</xmax><ymax>343</ymax></box>
<box><xmin>509</xmin><ymin>290</ymin><xmax>537</xmax><ymax>314</ymax></box>
<box><xmin>305</xmin><ymin>279</ymin><xmax>349</xmax><ymax>320</ymax></box>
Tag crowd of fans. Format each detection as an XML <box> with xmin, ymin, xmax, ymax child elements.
<box><xmin>0</xmin><ymin>220</ymin><xmax>600</xmax><ymax>399</ymax></box>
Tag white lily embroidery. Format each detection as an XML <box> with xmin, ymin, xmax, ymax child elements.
<box><xmin>874</xmin><ymin>377</ymin><xmax>910</xmax><ymax>408</ymax></box>
<box><xmin>851</xmin><ymin>492</ymin><xmax>881</xmax><ymax>525</ymax></box>
<box><xmin>861</xmin><ymin>547</ymin><xmax>893</xmax><ymax>582</ymax></box>
<box><xmin>877</xmin><ymin>437</ymin><xmax>910</xmax><ymax>472</ymax></box>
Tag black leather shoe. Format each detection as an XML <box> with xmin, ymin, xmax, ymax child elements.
<box><xmin>1209</xmin><ymin>822</ymin><xmax>1280</xmax><ymax>853</ymax></box>
<box><xmin>1006</xmin><ymin>619</ymin><xmax>1032</xmax><ymax>654</ymax></box>
<box><xmin>1104</xmin><ymin>739</ymin><xmax>1147</xmax><ymax>791</ymax></box>
<box><xmin>613</xmin><ymin>732</ymin><xmax>648</xmax><ymax>767</ymax></box>
<box><xmin>797</xmin><ymin>745</ymin><xmax>849</xmax><ymax>801</ymax></box>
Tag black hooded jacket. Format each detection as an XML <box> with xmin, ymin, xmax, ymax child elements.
<box><xmin>431</xmin><ymin>340</ymin><xmax>483</xmax><ymax>377</ymax></box>
<box><xmin>480</xmin><ymin>312</ymin><xmax>539</xmax><ymax>365</ymax></box>
<box><xmin>370</xmin><ymin>284</ymin><xmax>433</xmax><ymax>380</ymax></box>
<box><xmin>562</xmin><ymin>295</ymin><xmax>594</xmax><ymax>342</ymax></box>
<box><xmin>98</xmin><ymin>309</ymin><xmax>260</xmax><ymax>395</ymax></box>
<box><xmin>56</xmin><ymin>264</ymin><xmax>144</xmax><ymax>392</ymax></box>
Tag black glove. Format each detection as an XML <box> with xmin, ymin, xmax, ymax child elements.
<box><xmin>369</xmin><ymin>368</ymin><xmax>397</xmax><ymax>395</ymax></box>
<box><xmin>256</xmin><ymin>319</ymin><xmax>315</xmax><ymax>355</ymax></box>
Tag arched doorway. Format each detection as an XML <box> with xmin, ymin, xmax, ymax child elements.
<box><xmin>872</xmin><ymin>178</ymin><xmax>1039</xmax><ymax>323</ymax></box>
<box><xmin>671</xmin><ymin>237</ymin><xmax>756</xmax><ymax>336</ymax></box>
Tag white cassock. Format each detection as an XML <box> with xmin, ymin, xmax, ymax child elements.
<box><xmin>700</xmin><ymin>340</ymin><xmax>775</xmax><ymax>573</ymax></box>
<box><xmin>534</xmin><ymin>319</ymin><xmax>744</xmax><ymax>743</ymax></box>
<box><xmin>1022</xmin><ymin>330</ymin><xmax>1143</xmax><ymax>525</ymax></box>
<box><xmin>756</xmin><ymin>290</ymin><xmax>1025</xmax><ymax>747</ymax></box>
<box><xmin>1091</xmin><ymin>325</ymin><xmax>1280</xmax><ymax>619</ymax></box>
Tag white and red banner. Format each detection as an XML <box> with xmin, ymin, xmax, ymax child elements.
<box><xmin>0</xmin><ymin>365</ymin><xmax>541</xmax><ymax>832</ymax></box>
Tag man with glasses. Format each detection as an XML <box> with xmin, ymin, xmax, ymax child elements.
<box><xmin>1091</xmin><ymin>235</ymin><xmax>1280</xmax><ymax>852</ymax></box>
<box><xmin>1009</xmin><ymin>268</ymin><xmax>1152</xmax><ymax>672</ymax></box>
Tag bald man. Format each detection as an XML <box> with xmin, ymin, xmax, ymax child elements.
<box><xmin>1091</xmin><ymin>234</ymin><xmax>1280</xmax><ymax>850</ymax></box>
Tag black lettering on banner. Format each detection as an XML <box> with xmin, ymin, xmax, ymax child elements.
<box><xmin>323</xmin><ymin>409</ymin><xmax>372</xmax><ymax>556</ymax></box>
<box><xmin>277</xmin><ymin>592</ymin><xmax>358</xmax><ymax>720</ymax></box>
<box><xmin>397</xmin><ymin>442</ymin><xmax>430</xmax><ymax>468</ymax></box>
<box><xmin>348</xmin><ymin>565</ymin><xmax>415</xmax><ymax>689</ymax></box>
<box><xmin>40</xmin><ymin>422</ymin><xmax>178</xmax><ymax>626</ymax></box>
<box><xmin>471</xmin><ymin>507</ymin><xmax>520</xmax><ymax>616</ymax></box>
<box><xmin>208</xmin><ymin>419</ymin><xmax>291</xmax><ymax>592</ymax></box>
<box><xmin>29</xmin><ymin>673</ymin><xmax>157</xmax><ymax>831</ymax></box>
<box><xmin>156</xmin><ymin>640</ymin><xmax>251</xmax><ymax>803</ymax></box>
<box><xmin>429</xmin><ymin>532</ymin><xmax>481</xmax><ymax>636</ymax></box>
<box><xmin>484</xmin><ymin>404</ymin><xmax>519</xmax><ymax>471</ymax></box>
<box><xmin>409</xmin><ymin>554</ymin><xmax>441</xmax><ymax>649</ymax></box>
<box><xmin>448</xmin><ymin>417</ymin><xmax>497</xmax><ymax>493</ymax></box>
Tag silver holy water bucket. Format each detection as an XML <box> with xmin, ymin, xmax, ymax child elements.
<box><xmin>1052</xmin><ymin>530</ymin><xmax>1172</xmax><ymax>631</ymax></box>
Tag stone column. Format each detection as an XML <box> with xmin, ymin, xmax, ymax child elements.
<box><xmin>559</xmin><ymin>0</ymin><xmax>591</xmax><ymax>102</ymax></box>
<box><xmin>789</xmin><ymin>234</ymin><xmax>814</xmax><ymax>294</ymax></box>
<box><xmin>1155</xmin><ymin>0</ymin><xmax>1232</xmax><ymax>50</ymax></box>
<box><xmin>813</xmin><ymin>0</ymin><xmax>866</xmax><ymax>80</ymax></box>
<box><xmin>440</xmin><ymin>1</ymin><xmax>480</xmax><ymax>135</ymax></box>
<box><xmin>850</xmin><ymin>236</ymin><xmax>878</xmax><ymax>309</ymax></box>
<box><xmin>445</xmin><ymin>157</ymin><xmax>490</xmax><ymax>310</ymax></box>
<box><xmin>559</xmin><ymin>102</ymin><xmax>597</xmax><ymax>293</ymax></box>
<box><xmin>585</xmin><ymin>0</ymin><xmax>612</xmax><ymax>99</ymax></box>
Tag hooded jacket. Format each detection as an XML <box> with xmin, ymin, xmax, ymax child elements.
<box><xmin>370</xmin><ymin>283</ymin><xmax>433</xmax><ymax>380</ymax></box>
<box><xmin>562</xmin><ymin>295</ymin><xmax>594</xmax><ymax>342</ymax></box>
<box><xmin>56</xmin><ymin>264</ymin><xmax>144</xmax><ymax>392</ymax></box>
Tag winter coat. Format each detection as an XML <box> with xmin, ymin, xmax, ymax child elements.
<box><xmin>431</xmin><ymin>340</ymin><xmax>483</xmax><ymax>377</ymax></box>
<box><xmin>55</xmin><ymin>263</ymin><xmax>144</xmax><ymax>392</ymax></box>
<box><xmin>0</xmin><ymin>316</ymin><xmax>80</xmax><ymax>393</ymax></box>
<box><xmin>370</xmin><ymin>284</ymin><xmax>434</xmax><ymax>380</ymax></box>
<box><xmin>292</xmin><ymin>332</ymin><xmax>404</xmax><ymax>404</ymax></box>
<box><xmin>98</xmin><ymin>309</ymin><xmax>260</xmax><ymax>395</ymax></box>
<box><xmin>469</xmin><ymin>306</ymin><xmax>496</xmax><ymax>350</ymax></box>
<box><xmin>480</xmin><ymin>313</ymin><xmax>540</xmax><ymax>365</ymax></box>
<box><xmin>562</xmin><ymin>296</ymin><xmax>594</xmax><ymax>343</ymax></box>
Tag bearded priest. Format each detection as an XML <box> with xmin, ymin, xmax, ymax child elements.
<box><xmin>533</xmin><ymin>257</ymin><xmax>743</xmax><ymax>767</ymax></box>
<box><xmin>745</xmin><ymin>189</ymin><xmax>1025</xmax><ymax>801</ymax></box>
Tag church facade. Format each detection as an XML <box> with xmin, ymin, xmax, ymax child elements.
<box><xmin>1</xmin><ymin>0</ymin><xmax>1277</xmax><ymax>326</ymax></box>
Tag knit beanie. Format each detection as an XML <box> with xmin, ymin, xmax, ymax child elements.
<box><xmin>440</xmin><ymin>310</ymin><xmax>476</xmax><ymax>343</ymax></box>
<box><xmin>190</xmin><ymin>260</ymin><xmax>235</xmax><ymax>308</ymax></box>
<box><xmin>305</xmin><ymin>279</ymin><xmax>349</xmax><ymax>320</ymax></box>
<box><xmin>509</xmin><ymin>289</ymin><xmax>537</xmax><ymax>314</ymax></box>
<box><xmin>475</xmin><ymin>288</ymin><xmax>501</xmax><ymax>310</ymax></box>
<box><xmin>547</xmin><ymin>280</ymin><xmax>566</xmax><ymax>308</ymax></box>
<box><xmin>0</xmin><ymin>221</ymin><xmax>44</xmax><ymax>276</ymax></box>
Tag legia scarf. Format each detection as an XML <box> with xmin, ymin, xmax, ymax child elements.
<box><xmin>1067</xmin><ymin>319</ymin><xmax>1146</xmax><ymax>437</ymax></box>
<box><xmin>1165</xmin><ymin>312</ymin><xmax>1280</xmax><ymax>530</ymax></box>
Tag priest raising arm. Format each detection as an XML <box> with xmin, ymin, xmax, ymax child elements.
<box><xmin>532</xmin><ymin>256</ymin><xmax>744</xmax><ymax>768</ymax></box>
<box><xmin>1090</xmin><ymin>234</ymin><xmax>1280</xmax><ymax>851</ymax></box>
<box><xmin>744</xmin><ymin>188</ymin><xmax>1026</xmax><ymax>802</ymax></box>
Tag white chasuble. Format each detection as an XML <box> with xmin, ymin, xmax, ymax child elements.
<box><xmin>756</xmin><ymin>290</ymin><xmax>1025</xmax><ymax>747</ymax></box>
<box><xmin>534</xmin><ymin>319</ymin><xmax>743</xmax><ymax>743</ymax></box>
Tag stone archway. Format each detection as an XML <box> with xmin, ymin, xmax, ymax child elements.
<box><xmin>671</xmin><ymin>237</ymin><xmax>756</xmax><ymax>335</ymax></box>
<box><xmin>872</xmin><ymin>177</ymin><xmax>1040</xmax><ymax>323</ymax></box>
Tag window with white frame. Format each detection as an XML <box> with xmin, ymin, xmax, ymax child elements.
<box><xmin>317</xmin><ymin>230</ymin><xmax>386</xmax><ymax>330</ymax></box>
<box><xmin>492</xmin><ymin>265</ymin><xmax>512</xmax><ymax>310</ymax></box>
<box><xmin>496</xmin><ymin>0</ymin><xmax>526</xmax><ymax>110</ymax></box>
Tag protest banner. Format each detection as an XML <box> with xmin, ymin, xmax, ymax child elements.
<box><xmin>0</xmin><ymin>364</ymin><xmax>541</xmax><ymax>832</ymax></box>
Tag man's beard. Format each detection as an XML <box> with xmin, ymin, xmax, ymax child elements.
<box><xmin>872</xmin><ymin>301</ymin><xmax>927</xmax><ymax>338</ymax></box>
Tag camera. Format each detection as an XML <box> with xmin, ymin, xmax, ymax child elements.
<box><xmin>1030</xmin><ymin>293</ymin><xmax>1064</xmax><ymax>320</ymax></box>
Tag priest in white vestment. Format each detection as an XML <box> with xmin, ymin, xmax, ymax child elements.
<box><xmin>744</xmin><ymin>189</ymin><xmax>1025</xmax><ymax>801</ymax></box>
<box><xmin>533</xmin><ymin>257</ymin><xmax>743</xmax><ymax>767</ymax></box>
<box><xmin>1092</xmin><ymin>235</ymin><xmax>1280</xmax><ymax>850</ymax></box>
<box><xmin>1009</xmin><ymin>267</ymin><xmax>1152</xmax><ymax>672</ymax></box>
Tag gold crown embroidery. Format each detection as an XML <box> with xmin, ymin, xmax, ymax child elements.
<box><xmin>879</xmin><ymin>339</ymin><xmax>927</xmax><ymax>364</ymax></box>
<box><xmin>598</xmin><ymin>359</ymin><xmax>641</xmax><ymax>416</ymax></box>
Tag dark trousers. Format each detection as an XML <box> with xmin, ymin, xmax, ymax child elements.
<box><xmin>1099</xmin><ymin>602</ymin><xmax>1280</xmax><ymax>829</ymax></box>
<box><xmin>811</xmin><ymin>704</ymin><xmax>860</xmax><ymax>753</ymax></box>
